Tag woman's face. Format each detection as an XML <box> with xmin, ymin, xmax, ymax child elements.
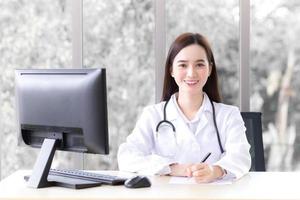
<box><xmin>171</xmin><ymin>44</ymin><xmax>211</xmax><ymax>96</ymax></box>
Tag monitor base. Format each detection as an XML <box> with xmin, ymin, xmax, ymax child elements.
<box><xmin>24</xmin><ymin>174</ymin><xmax>102</xmax><ymax>189</ymax></box>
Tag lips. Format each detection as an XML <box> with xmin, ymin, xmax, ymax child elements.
<box><xmin>184</xmin><ymin>80</ymin><xmax>199</xmax><ymax>85</ymax></box>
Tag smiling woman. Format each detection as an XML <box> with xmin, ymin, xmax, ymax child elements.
<box><xmin>162</xmin><ymin>33</ymin><xmax>221</xmax><ymax>103</ymax></box>
<box><xmin>118</xmin><ymin>33</ymin><xmax>251</xmax><ymax>183</ymax></box>
<box><xmin>166</xmin><ymin>0</ymin><xmax>240</xmax><ymax>106</ymax></box>
<box><xmin>171</xmin><ymin>44</ymin><xmax>211</xmax><ymax>100</ymax></box>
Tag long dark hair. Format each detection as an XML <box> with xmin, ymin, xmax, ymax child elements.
<box><xmin>161</xmin><ymin>32</ymin><xmax>222</xmax><ymax>102</ymax></box>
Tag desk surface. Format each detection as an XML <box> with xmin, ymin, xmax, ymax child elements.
<box><xmin>0</xmin><ymin>170</ymin><xmax>300</xmax><ymax>200</ymax></box>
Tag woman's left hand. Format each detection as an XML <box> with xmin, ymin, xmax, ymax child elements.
<box><xmin>186</xmin><ymin>163</ymin><xmax>224</xmax><ymax>183</ymax></box>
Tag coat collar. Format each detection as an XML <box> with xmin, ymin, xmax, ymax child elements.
<box><xmin>165</xmin><ymin>92</ymin><xmax>213</xmax><ymax>122</ymax></box>
<box><xmin>162</xmin><ymin>93</ymin><xmax>215</xmax><ymax>152</ymax></box>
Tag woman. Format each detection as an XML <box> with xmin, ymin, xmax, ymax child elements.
<box><xmin>118</xmin><ymin>33</ymin><xmax>251</xmax><ymax>182</ymax></box>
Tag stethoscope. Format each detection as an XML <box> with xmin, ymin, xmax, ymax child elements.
<box><xmin>155</xmin><ymin>96</ymin><xmax>225</xmax><ymax>154</ymax></box>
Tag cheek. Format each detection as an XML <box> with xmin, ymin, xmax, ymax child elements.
<box><xmin>172</xmin><ymin>69</ymin><xmax>182</xmax><ymax>78</ymax></box>
<box><xmin>199</xmin><ymin>69</ymin><xmax>210</xmax><ymax>77</ymax></box>
<box><xmin>174</xmin><ymin>73</ymin><xmax>185</xmax><ymax>82</ymax></box>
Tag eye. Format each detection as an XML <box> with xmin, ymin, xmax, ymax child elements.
<box><xmin>178</xmin><ymin>64</ymin><xmax>187</xmax><ymax>68</ymax></box>
<box><xmin>196</xmin><ymin>63</ymin><xmax>205</xmax><ymax>67</ymax></box>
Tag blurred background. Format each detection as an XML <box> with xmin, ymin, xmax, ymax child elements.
<box><xmin>1</xmin><ymin>0</ymin><xmax>300</xmax><ymax>179</ymax></box>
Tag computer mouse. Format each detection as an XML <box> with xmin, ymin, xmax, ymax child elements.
<box><xmin>124</xmin><ymin>175</ymin><xmax>151</xmax><ymax>188</ymax></box>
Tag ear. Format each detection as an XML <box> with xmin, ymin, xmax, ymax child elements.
<box><xmin>209</xmin><ymin>63</ymin><xmax>213</xmax><ymax>76</ymax></box>
<box><xmin>170</xmin><ymin>66</ymin><xmax>174</xmax><ymax>77</ymax></box>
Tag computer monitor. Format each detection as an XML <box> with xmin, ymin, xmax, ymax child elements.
<box><xmin>15</xmin><ymin>68</ymin><xmax>109</xmax><ymax>188</ymax></box>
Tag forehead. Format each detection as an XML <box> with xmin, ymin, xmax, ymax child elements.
<box><xmin>174</xmin><ymin>44</ymin><xmax>208</xmax><ymax>62</ymax></box>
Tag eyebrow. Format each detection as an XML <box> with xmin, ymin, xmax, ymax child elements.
<box><xmin>177</xmin><ymin>59</ymin><xmax>206</xmax><ymax>63</ymax></box>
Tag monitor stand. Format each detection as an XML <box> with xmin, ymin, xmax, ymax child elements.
<box><xmin>25</xmin><ymin>138</ymin><xmax>102</xmax><ymax>189</ymax></box>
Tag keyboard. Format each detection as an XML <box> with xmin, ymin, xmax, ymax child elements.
<box><xmin>49</xmin><ymin>168</ymin><xmax>127</xmax><ymax>185</ymax></box>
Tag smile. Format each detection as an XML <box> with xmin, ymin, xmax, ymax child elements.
<box><xmin>184</xmin><ymin>80</ymin><xmax>199</xmax><ymax>85</ymax></box>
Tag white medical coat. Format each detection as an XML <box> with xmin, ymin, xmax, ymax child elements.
<box><xmin>118</xmin><ymin>93</ymin><xmax>251</xmax><ymax>179</ymax></box>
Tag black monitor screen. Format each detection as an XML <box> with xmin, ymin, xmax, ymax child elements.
<box><xmin>15</xmin><ymin>68</ymin><xmax>109</xmax><ymax>188</ymax></box>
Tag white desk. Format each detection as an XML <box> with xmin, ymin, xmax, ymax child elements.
<box><xmin>1</xmin><ymin>170</ymin><xmax>300</xmax><ymax>200</ymax></box>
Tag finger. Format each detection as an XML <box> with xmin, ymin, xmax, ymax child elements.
<box><xmin>192</xmin><ymin>170</ymin><xmax>205</xmax><ymax>177</ymax></box>
<box><xmin>190</xmin><ymin>163</ymin><xmax>206</xmax><ymax>172</ymax></box>
<box><xmin>192</xmin><ymin>166</ymin><xmax>213</xmax><ymax>177</ymax></box>
<box><xmin>194</xmin><ymin>171</ymin><xmax>214</xmax><ymax>183</ymax></box>
<box><xmin>186</xmin><ymin>167</ymin><xmax>192</xmax><ymax>177</ymax></box>
<box><xmin>194</xmin><ymin>176</ymin><xmax>211</xmax><ymax>183</ymax></box>
<box><xmin>208</xmin><ymin>165</ymin><xmax>214</xmax><ymax>173</ymax></box>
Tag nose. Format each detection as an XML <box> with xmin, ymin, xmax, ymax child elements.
<box><xmin>187</xmin><ymin>65</ymin><xmax>196</xmax><ymax>77</ymax></box>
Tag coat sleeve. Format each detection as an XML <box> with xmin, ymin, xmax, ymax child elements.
<box><xmin>213</xmin><ymin>106</ymin><xmax>251</xmax><ymax>179</ymax></box>
<box><xmin>117</xmin><ymin>106</ymin><xmax>175</xmax><ymax>175</ymax></box>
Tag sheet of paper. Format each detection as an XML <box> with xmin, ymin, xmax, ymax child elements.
<box><xmin>169</xmin><ymin>176</ymin><xmax>233</xmax><ymax>185</ymax></box>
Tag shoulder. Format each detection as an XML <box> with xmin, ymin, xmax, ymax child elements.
<box><xmin>132</xmin><ymin>102</ymin><xmax>165</xmax><ymax>131</ymax></box>
<box><xmin>213</xmin><ymin>101</ymin><xmax>241</xmax><ymax>119</ymax></box>
<box><xmin>203</xmin><ymin>93</ymin><xmax>239</xmax><ymax>116</ymax></box>
<box><xmin>212</xmin><ymin>102</ymin><xmax>245</xmax><ymax>131</ymax></box>
<box><xmin>214</xmin><ymin>102</ymin><xmax>239</xmax><ymax>112</ymax></box>
<box><xmin>141</xmin><ymin>101</ymin><xmax>165</xmax><ymax>118</ymax></box>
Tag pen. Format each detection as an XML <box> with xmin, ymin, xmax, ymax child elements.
<box><xmin>201</xmin><ymin>152</ymin><xmax>211</xmax><ymax>163</ymax></box>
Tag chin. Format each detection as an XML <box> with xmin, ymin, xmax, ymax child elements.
<box><xmin>181</xmin><ymin>88</ymin><xmax>202</xmax><ymax>95</ymax></box>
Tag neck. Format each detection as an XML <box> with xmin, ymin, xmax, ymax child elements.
<box><xmin>177</xmin><ymin>92</ymin><xmax>204</xmax><ymax>120</ymax></box>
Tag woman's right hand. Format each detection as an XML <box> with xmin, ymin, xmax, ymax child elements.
<box><xmin>169</xmin><ymin>163</ymin><xmax>193</xmax><ymax>177</ymax></box>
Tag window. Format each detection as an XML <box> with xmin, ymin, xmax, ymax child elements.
<box><xmin>250</xmin><ymin>0</ymin><xmax>300</xmax><ymax>170</ymax></box>
<box><xmin>166</xmin><ymin>0</ymin><xmax>239</xmax><ymax>105</ymax></box>
<box><xmin>82</xmin><ymin>0</ymin><xmax>155</xmax><ymax>169</ymax></box>
<box><xmin>0</xmin><ymin>0</ymin><xmax>72</xmax><ymax>178</ymax></box>
<box><xmin>2</xmin><ymin>0</ymin><xmax>300</xmax><ymax>179</ymax></box>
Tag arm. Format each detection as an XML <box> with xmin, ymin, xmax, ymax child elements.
<box><xmin>213</xmin><ymin>106</ymin><xmax>251</xmax><ymax>179</ymax></box>
<box><xmin>168</xmin><ymin>107</ymin><xmax>250</xmax><ymax>181</ymax></box>
<box><xmin>169</xmin><ymin>153</ymin><xmax>225</xmax><ymax>179</ymax></box>
<box><xmin>171</xmin><ymin>106</ymin><xmax>250</xmax><ymax>181</ymax></box>
<box><xmin>117</xmin><ymin>106</ymin><xmax>175</xmax><ymax>175</ymax></box>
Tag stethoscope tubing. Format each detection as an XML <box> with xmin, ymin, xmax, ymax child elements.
<box><xmin>155</xmin><ymin>96</ymin><xmax>224</xmax><ymax>154</ymax></box>
<box><xmin>155</xmin><ymin>98</ymin><xmax>175</xmax><ymax>132</ymax></box>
